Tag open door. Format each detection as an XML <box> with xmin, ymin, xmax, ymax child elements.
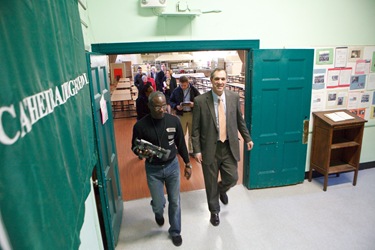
<box><xmin>244</xmin><ymin>49</ymin><xmax>314</xmax><ymax>189</ymax></box>
<box><xmin>86</xmin><ymin>53</ymin><xmax>123</xmax><ymax>249</ymax></box>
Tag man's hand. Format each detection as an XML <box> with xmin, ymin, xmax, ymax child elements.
<box><xmin>184</xmin><ymin>167</ymin><xmax>192</xmax><ymax>180</ymax></box>
<box><xmin>184</xmin><ymin>163</ymin><xmax>192</xmax><ymax>180</ymax></box>
<box><xmin>246</xmin><ymin>141</ymin><xmax>254</xmax><ymax>151</ymax></box>
<box><xmin>176</xmin><ymin>105</ymin><xmax>183</xmax><ymax>111</ymax></box>
<box><xmin>135</xmin><ymin>148</ymin><xmax>153</xmax><ymax>158</ymax></box>
<box><xmin>194</xmin><ymin>153</ymin><xmax>203</xmax><ymax>164</ymax></box>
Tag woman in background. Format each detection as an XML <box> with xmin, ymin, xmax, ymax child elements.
<box><xmin>163</xmin><ymin>69</ymin><xmax>177</xmax><ymax>114</ymax></box>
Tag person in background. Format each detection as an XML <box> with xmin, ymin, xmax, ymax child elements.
<box><xmin>134</xmin><ymin>66</ymin><xmax>143</xmax><ymax>90</ymax></box>
<box><xmin>131</xmin><ymin>91</ymin><xmax>192</xmax><ymax>247</ymax></box>
<box><xmin>156</xmin><ymin>63</ymin><xmax>166</xmax><ymax>92</ymax></box>
<box><xmin>145</xmin><ymin>72</ymin><xmax>157</xmax><ymax>92</ymax></box>
<box><xmin>169</xmin><ymin>75</ymin><xmax>200</xmax><ymax>154</ymax></box>
<box><xmin>191</xmin><ymin>68</ymin><xmax>254</xmax><ymax>227</ymax></box>
<box><xmin>150</xmin><ymin>66</ymin><xmax>157</xmax><ymax>80</ymax></box>
<box><xmin>141</xmin><ymin>74</ymin><xmax>156</xmax><ymax>93</ymax></box>
<box><xmin>135</xmin><ymin>82</ymin><xmax>153</xmax><ymax>121</ymax></box>
<box><xmin>163</xmin><ymin>69</ymin><xmax>177</xmax><ymax>114</ymax></box>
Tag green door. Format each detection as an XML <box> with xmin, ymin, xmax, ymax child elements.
<box><xmin>244</xmin><ymin>49</ymin><xmax>314</xmax><ymax>189</ymax></box>
<box><xmin>86</xmin><ymin>53</ymin><xmax>123</xmax><ymax>249</ymax></box>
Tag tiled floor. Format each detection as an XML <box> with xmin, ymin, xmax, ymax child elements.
<box><xmin>116</xmin><ymin>168</ymin><xmax>375</xmax><ymax>250</ymax></box>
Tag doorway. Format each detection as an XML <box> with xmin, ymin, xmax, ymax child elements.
<box><xmin>92</xmin><ymin>40</ymin><xmax>260</xmax><ymax>200</ymax></box>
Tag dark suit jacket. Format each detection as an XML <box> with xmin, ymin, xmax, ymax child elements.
<box><xmin>156</xmin><ymin>70</ymin><xmax>165</xmax><ymax>91</ymax></box>
<box><xmin>169</xmin><ymin>84</ymin><xmax>200</xmax><ymax>116</ymax></box>
<box><xmin>192</xmin><ymin>90</ymin><xmax>251</xmax><ymax>163</ymax></box>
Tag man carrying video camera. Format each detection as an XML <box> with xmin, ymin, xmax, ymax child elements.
<box><xmin>131</xmin><ymin>91</ymin><xmax>192</xmax><ymax>247</ymax></box>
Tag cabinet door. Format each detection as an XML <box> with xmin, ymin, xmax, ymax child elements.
<box><xmin>244</xmin><ymin>49</ymin><xmax>314</xmax><ymax>188</ymax></box>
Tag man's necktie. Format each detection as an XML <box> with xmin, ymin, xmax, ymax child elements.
<box><xmin>218</xmin><ymin>97</ymin><xmax>227</xmax><ymax>142</ymax></box>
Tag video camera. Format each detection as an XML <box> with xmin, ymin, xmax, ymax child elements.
<box><xmin>133</xmin><ymin>138</ymin><xmax>171</xmax><ymax>162</ymax></box>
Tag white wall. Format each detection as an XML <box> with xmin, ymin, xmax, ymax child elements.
<box><xmin>85</xmin><ymin>0</ymin><xmax>375</xmax><ymax>47</ymax></box>
<box><xmin>79</xmin><ymin>179</ymin><xmax>103</xmax><ymax>250</ymax></box>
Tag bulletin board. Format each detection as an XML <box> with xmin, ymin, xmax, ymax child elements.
<box><xmin>311</xmin><ymin>45</ymin><xmax>375</xmax><ymax>126</ymax></box>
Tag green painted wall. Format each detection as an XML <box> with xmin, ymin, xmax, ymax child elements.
<box><xmin>85</xmin><ymin>0</ymin><xmax>375</xmax><ymax>47</ymax></box>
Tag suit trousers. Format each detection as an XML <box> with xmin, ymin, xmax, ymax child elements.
<box><xmin>178</xmin><ymin>112</ymin><xmax>193</xmax><ymax>152</ymax></box>
<box><xmin>201</xmin><ymin>140</ymin><xmax>238</xmax><ymax>213</ymax></box>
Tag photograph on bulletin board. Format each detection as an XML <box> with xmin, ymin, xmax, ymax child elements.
<box><xmin>350</xmin><ymin>75</ymin><xmax>366</xmax><ymax>90</ymax></box>
<box><xmin>349</xmin><ymin>108</ymin><xmax>366</xmax><ymax>119</ymax></box>
<box><xmin>315</xmin><ymin>48</ymin><xmax>333</xmax><ymax>65</ymax></box>
<box><xmin>313</xmin><ymin>68</ymin><xmax>326</xmax><ymax>90</ymax></box>
<box><xmin>372</xmin><ymin>52</ymin><xmax>375</xmax><ymax>72</ymax></box>
<box><xmin>348</xmin><ymin>47</ymin><xmax>364</xmax><ymax>62</ymax></box>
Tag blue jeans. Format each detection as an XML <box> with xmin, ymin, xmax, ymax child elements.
<box><xmin>146</xmin><ymin>157</ymin><xmax>181</xmax><ymax>236</ymax></box>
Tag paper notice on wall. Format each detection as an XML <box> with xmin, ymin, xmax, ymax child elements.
<box><xmin>367</xmin><ymin>73</ymin><xmax>375</xmax><ymax>90</ymax></box>
<box><xmin>326</xmin><ymin>89</ymin><xmax>348</xmax><ymax>109</ymax></box>
<box><xmin>355</xmin><ymin>59</ymin><xmax>370</xmax><ymax>74</ymax></box>
<box><xmin>311</xmin><ymin>90</ymin><xmax>326</xmax><ymax>111</ymax></box>
<box><xmin>334</xmin><ymin>47</ymin><xmax>348</xmax><ymax>68</ymax></box>
<box><xmin>100</xmin><ymin>94</ymin><xmax>108</xmax><ymax>124</ymax></box>
<box><xmin>348</xmin><ymin>91</ymin><xmax>360</xmax><ymax>109</ymax></box>
<box><xmin>327</xmin><ymin>69</ymin><xmax>340</xmax><ymax>88</ymax></box>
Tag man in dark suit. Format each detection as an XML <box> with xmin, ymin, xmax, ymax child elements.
<box><xmin>192</xmin><ymin>68</ymin><xmax>254</xmax><ymax>226</ymax></box>
<box><xmin>156</xmin><ymin>63</ymin><xmax>166</xmax><ymax>91</ymax></box>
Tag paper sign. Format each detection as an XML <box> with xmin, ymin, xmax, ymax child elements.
<box><xmin>100</xmin><ymin>95</ymin><xmax>108</xmax><ymax>124</ymax></box>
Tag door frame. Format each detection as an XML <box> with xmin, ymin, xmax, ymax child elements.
<box><xmin>91</xmin><ymin>39</ymin><xmax>259</xmax><ymax>185</ymax></box>
<box><xmin>87</xmin><ymin>53</ymin><xmax>123</xmax><ymax>249</ymax></box>
<box><xmin>92</xmin><ymin>40</ymin><xmax>259</xmax><ymax>186</ymax></box>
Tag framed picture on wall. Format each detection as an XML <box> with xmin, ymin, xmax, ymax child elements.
<box><xmin>315</xmin><ymin>48</ymin><xmax>334</xmax><ymax>65</ymax></box>
<box><xmin>348</xmin><ymin>46</ymin><xmax>364</xmax><ymax>62</ymax></box>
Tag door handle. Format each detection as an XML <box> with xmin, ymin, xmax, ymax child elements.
<box><xmin>93</xmin><ymin>179</ymin><xmax>102</xmax><ymax>188</ymax></box>
<box><xmin>302</xmin><ymin>119</ymin><xmax>309</xmax><ymax>144</ymax></box>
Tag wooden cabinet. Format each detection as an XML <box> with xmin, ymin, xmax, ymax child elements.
<box><xmin>308</xmin><ymin>110</ymin><xmax>367</xmax><ymax>191</ymax></box>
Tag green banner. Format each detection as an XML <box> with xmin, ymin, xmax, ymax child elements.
<box><xmin>0</xmin><ymin>1</ymin><xmax>96</xmax><ymax>249</ymax></box>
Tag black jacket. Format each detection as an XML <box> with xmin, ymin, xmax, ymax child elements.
<box><xmin>132</xmin><ymin>114</ymin><xmax>189</xmax><ymax>165</ymax></box>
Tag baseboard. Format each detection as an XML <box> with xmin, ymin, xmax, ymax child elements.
<box><xmin>305</xmin><ymin>161</ymin><xmax>375</xmax><ymax>179</ymax></box>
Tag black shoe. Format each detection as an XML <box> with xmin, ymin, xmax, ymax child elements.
<box><xmin>220</xmin><ymin>192</ymin><xmax>228</xmax><ymax>205</ymax></box>
<box><xmin>210</xmin><ymin>213</ymin><xmax>220</xmax><ymax>226</ymax></box>
<box><xmin>172</xmin><ymin>235</ymin><xmax>182</xmax><ymax>246</ymax></box>
<box><xmin>155</xmin><ymin>215</ymin><xmax>164</xmax><ymax>226</ymax></box>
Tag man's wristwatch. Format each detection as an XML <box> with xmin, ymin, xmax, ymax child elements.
<box><xmin>185</xmin><ymin>163</ymin><xmax>192</xmax><ymax>169</ymax></box>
